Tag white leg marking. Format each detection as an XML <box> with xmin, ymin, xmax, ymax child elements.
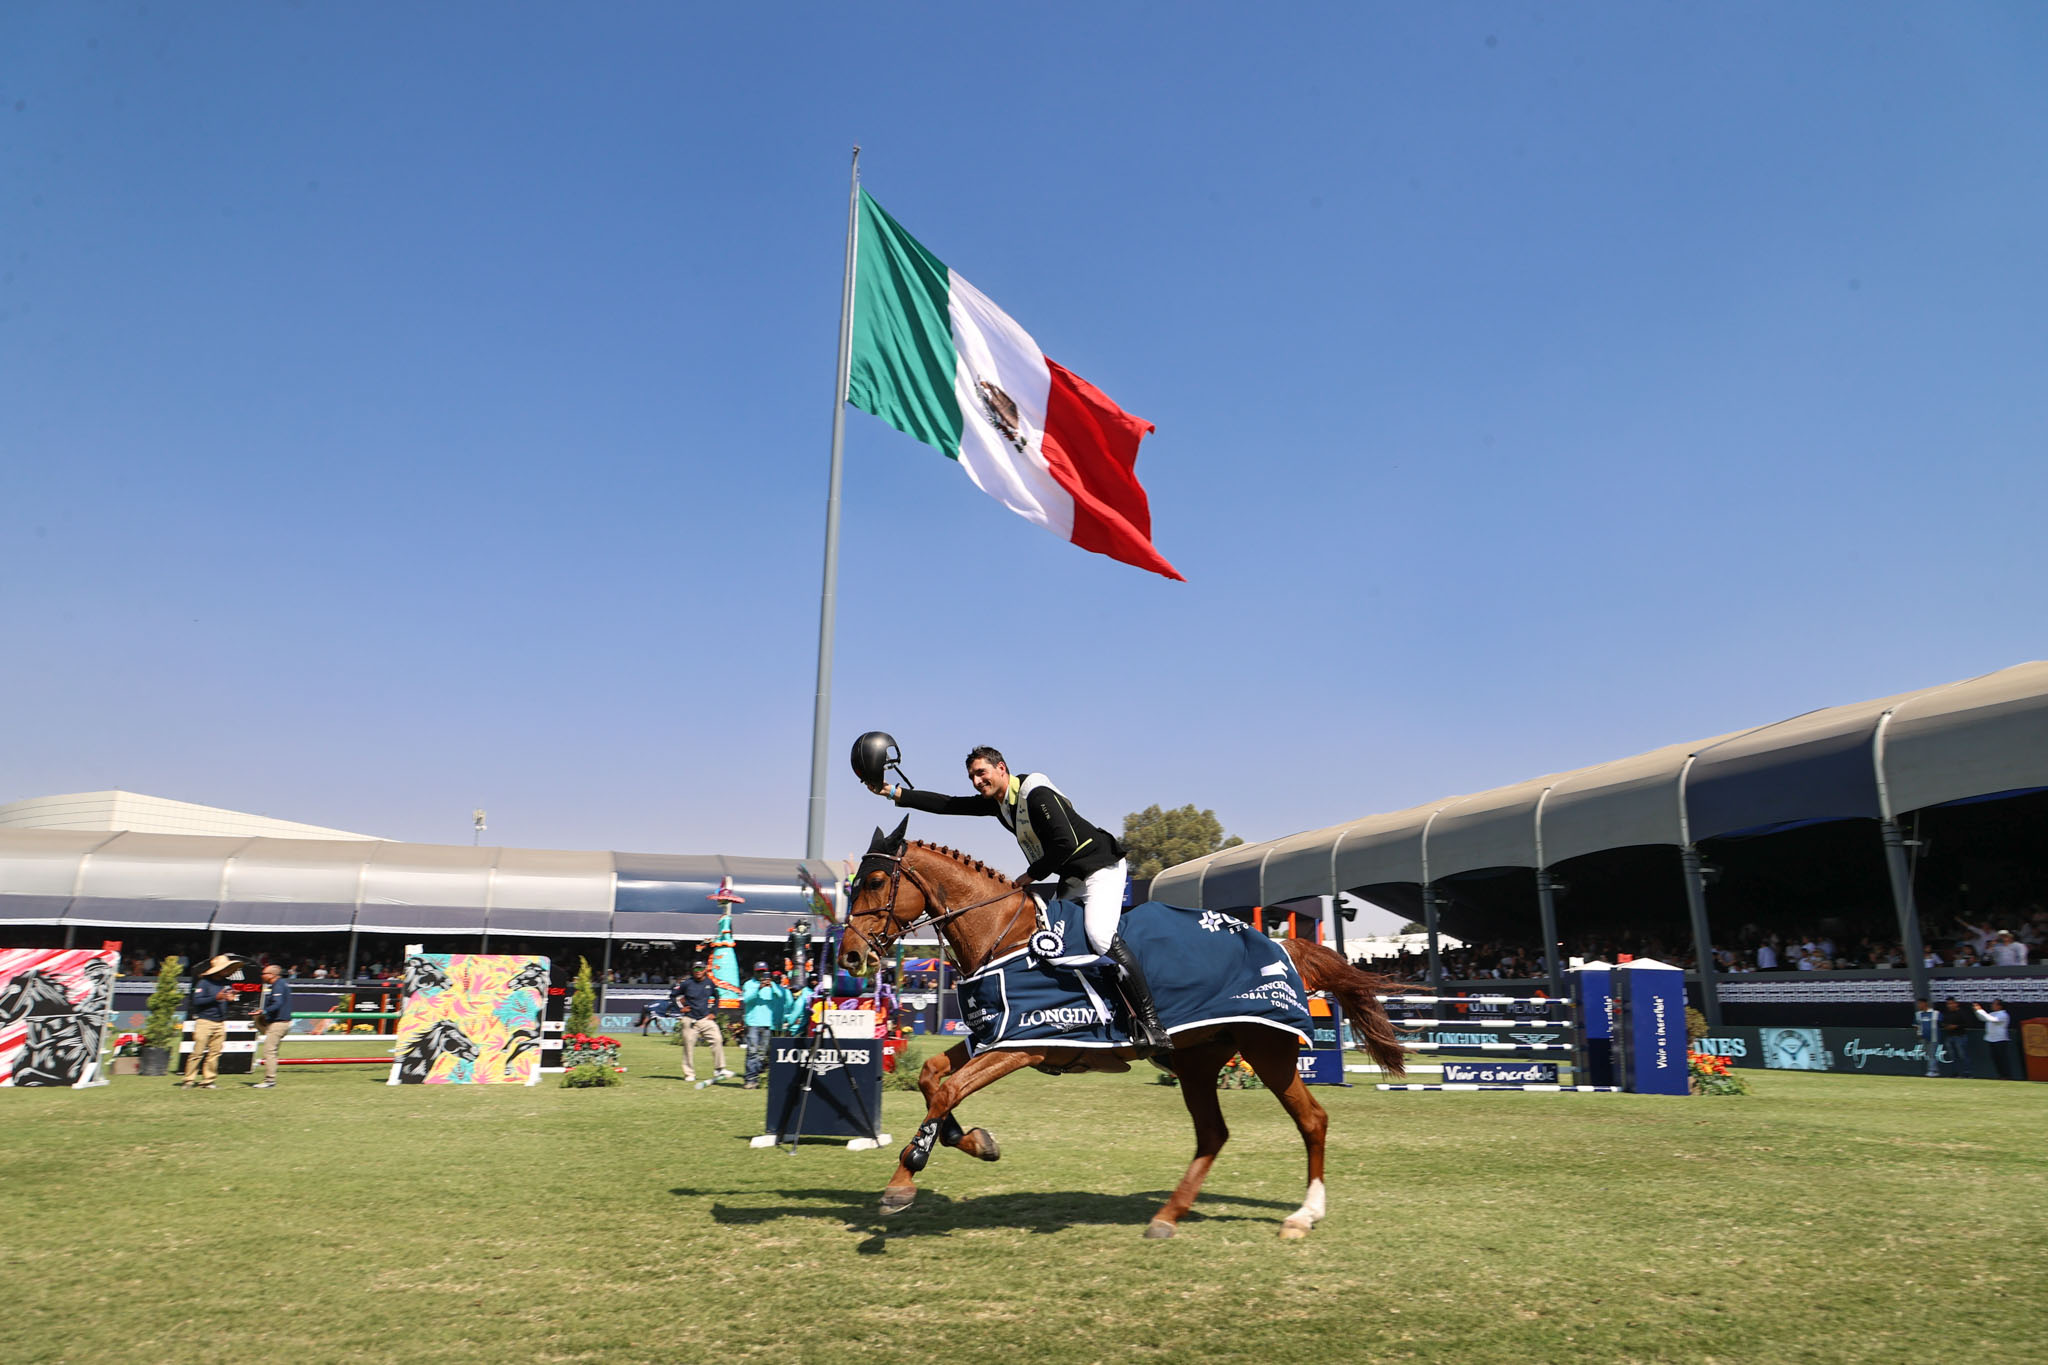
<box><xmin>1283</xmin><ymin>1178</ymin><xmax>1327</xmax><ymax>1231</ymax></box>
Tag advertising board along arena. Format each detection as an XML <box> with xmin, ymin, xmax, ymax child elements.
<box><xmin>1361</xmin><ymin>961</ymin><xmax>1689</xmax><ymax>1096</ymax></box>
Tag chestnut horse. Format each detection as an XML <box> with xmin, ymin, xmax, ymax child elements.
<box><xmin>840</xmin><ymin>822</ymin><xmax>1407</xmax><ymax>1239</ymax></box>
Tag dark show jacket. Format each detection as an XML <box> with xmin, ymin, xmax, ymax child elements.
<box><xmin>895</xmin><ymin>775</ymin><xmax>1124</xmax><ymax>883</ymax></box>
<box><xmin>188</xmin><ymin>978</ymin><xmax>232</xmax><ymax>1022</ymax></box>
<box><xmin>257</xmin><ymin>977</ymin><xmax>295</xmax><ymax>1025</ymax></box>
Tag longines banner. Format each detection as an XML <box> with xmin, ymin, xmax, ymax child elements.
<box><xmin>764</xmin><ymin>1039</ymin><xmax>883</xmax><ymax>1140</ymax></box>
<box><xmin>1691</xmin><ymin>1026</ymin><xmax>1958</xmax><ymax>1076</ymax></box>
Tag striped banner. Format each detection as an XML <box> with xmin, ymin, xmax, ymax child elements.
<box><xmin>1399</xmin><ymin>1040</ymin><xmax>1574</xmax><ymax>1052</ymax></box>
<box><xmin>175</xmin><ymin>1019</ymin><xmax>258</xmax><ymax>1075</ymax></box>
<box><xmin>1377</xmin><ymin>994</ymin><xmax>1574</xmax><ymax>1008</ymax></box>
<box><xmin>1377</xmin><ymin>1083</ymin><xmax>1621</xmax><ymax>1092</ymax></box>
<box><xmin>1393</xmin><ymin>1018</ymin><xmax>1578</xmax><ymax>1030</ymax></box>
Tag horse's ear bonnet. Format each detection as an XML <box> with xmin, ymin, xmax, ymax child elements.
<box><xmin>861</xmin><ymin>816</ymin><xmax>911</xmax><ymax>860</ymax></box>
<box><xmin>850</xmin><ymin>731</ymin><xmax>900</xmax><ymax>788</ymax></box>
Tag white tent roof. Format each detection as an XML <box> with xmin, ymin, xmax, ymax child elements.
<box><xmin>0</xmin><ymin>830</ymin><xmax>842</xmax><ymax>938</ymax></box>
<box><xmin>1154</xmin><ymin>661</ymin><xmax>2048</xmax><ymax>910</ymax></box>
<box><xmin>0</xmin><ymin>791</ymin><xmax>379</xmax><ymax>840</ymax></box>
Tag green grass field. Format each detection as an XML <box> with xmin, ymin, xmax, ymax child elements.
<box><xmin>4</xmin><ymin>1036</ymin><xmax>2042</xmax><ymax>1364</ymax></box>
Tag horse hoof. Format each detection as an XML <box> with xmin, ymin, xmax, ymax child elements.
<box><xmin>879</xmin><ymin>1188</ymin><xmax>916</xmax><ymax>1216</ymax></box>
<box><xmin>1143</xmin><ymin>1219</ymin><xmax>1177</xmax><ymax>1240</ymax></box>
<box><xmin>1279</xmin><ymin>1220</ymin><xmax>1311</xmax><ymax>1240</ymax></box>
<box><xmin>968</xmin><ymin>1128</ymin><xmax>1001</xmax><ymax>1162</ymax></box>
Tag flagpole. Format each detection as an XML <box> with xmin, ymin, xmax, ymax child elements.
<box><xmin>806</xmin><ymin>147</ymin><xmax>861</xmax><ymax>861</ymax></box>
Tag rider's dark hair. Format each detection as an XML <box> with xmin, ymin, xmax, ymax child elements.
<box><xmin>965</xmin><ymin>745</ymin><xmax>1006</xmax><ymax>771</ymax></box>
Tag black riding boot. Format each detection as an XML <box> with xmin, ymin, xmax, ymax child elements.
<box><xmin>1106</xmin><ymin>934</ymin><xmax>1172</xmax><ymax>1055</ymax></box>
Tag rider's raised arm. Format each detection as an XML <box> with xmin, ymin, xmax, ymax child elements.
<box><xmin>893</xmin><ymin>787</ymin><xmax>998</xmax><ymax>817</ymax></box>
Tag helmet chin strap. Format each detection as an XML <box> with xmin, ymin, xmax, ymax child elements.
<box><xmin>888</xmin><ymin>759</ymin><xmax>916</xmax><ymax>791</ymax></box>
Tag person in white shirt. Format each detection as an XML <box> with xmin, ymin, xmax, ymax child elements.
<box><xmin>1756</xmin><ymin>942</ymin><xmax>1778</xmax><ymax>970</ymax></box>
<box><xmin>1987</xmin><ymin>931</ymin><xmax>2030</xmax><ymax>967</ymax></box>
<box><xmin>1974</xmin><ymin>999</ymin><xmax>2018</xmax><ymax>1080</ymax></box>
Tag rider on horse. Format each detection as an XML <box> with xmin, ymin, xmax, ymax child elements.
<box><xmin>864</xmin><ymin>742</ymin><xmax>1171</xmax><ymax>1053</ymax></box>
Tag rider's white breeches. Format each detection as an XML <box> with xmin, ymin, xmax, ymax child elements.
<box><xmin>1061</xmin><ymin>859</ymin><xmax>1130</xmax><ymax>955</ymax></box>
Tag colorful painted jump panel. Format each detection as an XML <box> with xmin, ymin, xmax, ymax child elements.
<box><xmin>0</xmin><ymin>944</ymin><xmax>120</xmax><ymax>1088</ymax></box>
<box><xmin>386</xmin><ymin>953</ymin><xmax>548</xmax><ymax>1086</ymax></box>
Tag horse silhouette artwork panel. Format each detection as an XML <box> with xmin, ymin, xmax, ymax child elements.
<box><xmin>0</xmin><ymin>969</ymin><xmax>72</xmax><ymax>1025</ymax></box>
<box><xmin>839</xmin><ymin>819</ymin><xmax>1407</xmax><ymax>1239</ymax></box>
<box><xmin>0</xmin><ymin>946</ymin><xmax>123</xmax><ymax>1089</ymax></box>
<box><xmin>504</xmin><ymin>962</ymin><xmax>549</xmax><ymax>994</ymax></box>
<box><xmin>386</xmin><ymin>953</ymin><xmax>550</xmax><ymax>1085</ymax></box>
<box><xmin>403</xmin><ymin>954</ymin><xmax>454</xmax><ymax>995</ymax></box>
<box><xmin>0</xmin><ymin>970</ymin><xmax>97</xmax><ymax>1086</ymax></box>
<box><xmin>393</xmin><ymin>1020</ymin><xmax>479</xmax><ymax>1084</ymax></box>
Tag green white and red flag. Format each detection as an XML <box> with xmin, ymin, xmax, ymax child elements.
<box><xmin>845</xmin><ymin>190</ymin><xmax>1182</xmax><ymax>581</ymax></box>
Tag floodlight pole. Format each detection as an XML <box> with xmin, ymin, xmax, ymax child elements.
<box><xmin>806</xmin><ymin>147</ymin><xmax>862</xmax><ymax>861</ymax></box>
<box><xmin>1871</xmin><ymin>711</ymin><xmax>1933</xmax><ymax>1005</ymax></box>
<box><xmin>1421</xmin><ymin>885</ymin><xmax>1443</xmax><ymax>989</ymax></box>
<box><xmin>1534</xmin><ymin>870</ymin><xmax>1565</xmax><ymax>999</ymax></box>
<box><xmin>1680</xmin><ymin>844</ymin><xmax>1723</xmax><ymax>1027</ymax></box>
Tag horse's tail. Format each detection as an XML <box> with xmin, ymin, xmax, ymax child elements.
<box><xmin>1280</xmin><ymin>939</ymin><xmax>1407</xmax><ymax>1079</ymax></box>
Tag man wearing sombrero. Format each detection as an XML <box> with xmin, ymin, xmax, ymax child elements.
<box><xmin>179</xmin><ymin>955</ymin><xmax>242</xmax><ymax>1089</ymax></box>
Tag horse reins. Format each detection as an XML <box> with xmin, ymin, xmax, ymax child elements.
<box><xmin>848</xmin><ymin>849</ymin><xmax>1037</xmax><ymax>979</ymax></box>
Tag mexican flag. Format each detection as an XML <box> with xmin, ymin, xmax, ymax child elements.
<box><xmin>846</xmin><ymin>190</ymin><xmax>1183</xmax><ymax>581</ymax></box>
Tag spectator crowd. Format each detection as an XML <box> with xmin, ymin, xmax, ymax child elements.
<box><xmin>1361</xmin><ymin>905</ymin><xmax>2045</xmax><ymax>982</ymax></box>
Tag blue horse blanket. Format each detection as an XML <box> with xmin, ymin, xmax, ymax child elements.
<box><xmin>955</xmin><ymin>900</ymin><xmax>1312</xmax><ymax>1055</ymax></box>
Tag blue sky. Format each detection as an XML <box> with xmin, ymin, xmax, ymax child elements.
<box><xmin>4</xmin><ymin>4</ymin><xmax>2044</xmax><ymax>881</ymax></box>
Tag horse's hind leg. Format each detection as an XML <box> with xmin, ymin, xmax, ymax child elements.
<box><xmin>882</xmin><ymin>1048</ymin><xmax>1037</xmax><ymax>1215</ymax></box>
<box><xmin>1240</xmin><ymin>1030</ymin><xmax>1330</xmax><ymax>1239</ymax></box>
<box><xmin>1146</xmin><ymin>1036</ymin><xmax>1237</xmax><ymax>1239</ymax></box>
<box><xmin>921</xmin><ymin>1043</ymin><xmax>1000</xmax><ymax>1161</ymax></box>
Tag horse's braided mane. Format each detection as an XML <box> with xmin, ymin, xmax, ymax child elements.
<box><xmin>907</xmin><ymin>839</ymin><xmax>1004</xmax><ymax>882</ymax></box>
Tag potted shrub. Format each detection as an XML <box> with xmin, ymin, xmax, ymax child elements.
<box><xmin>138</xmin><ymin>956</ymin><xmax>183</xmax><ymax>1076</ymax></box>
<box><xmin>566</xmin><ymin>957</ymin><xmax>596</xmax><ymax>1037</ymax></box>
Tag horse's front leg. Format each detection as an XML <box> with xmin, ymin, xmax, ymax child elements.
<box><xmin>919</xmin><ymin>1043</ymin><xmax>1002</xmax><ymax>1162</ymax></box>
<box><xmin>881</xmin><ymin>1048</ymin><xmax>1038</xmax><ymax>1215</ymax></box>
<box><xmin>1147</xmin><ymin>1036</ymin><xmax>1238</xmax><ymax>1238</ymax></box>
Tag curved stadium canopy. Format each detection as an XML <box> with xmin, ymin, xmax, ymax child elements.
<box><xmin>1152</xmin><ymin>661</ymin><xmax>2048</xmax><ymax>910</ymax></box>
<box><xmin>0</xmin><ymin>833</ymin><xmax>843</xmax><ymax>940</ymax></box>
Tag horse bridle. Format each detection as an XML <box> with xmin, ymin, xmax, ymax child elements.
<box><xmin>846</xmin><ymin>848</ymin><xmax>1035</xmax><ymax>977</ymax></box>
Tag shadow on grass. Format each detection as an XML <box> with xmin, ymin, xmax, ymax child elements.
<box><xmin>672</xmin><ymin>1185</ymin><xmax>1297</xmax><ymax>1253</ymax></box>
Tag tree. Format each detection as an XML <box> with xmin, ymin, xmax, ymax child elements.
<box><xmin>567</xmin><ymin>957</ymin><xmax>596</xmax><ymax>1037</ymax></box>
<box><xmin>1121</xmin><ymin>804</ymin><xmax>1244</xmax><ymax>880</ymax></box>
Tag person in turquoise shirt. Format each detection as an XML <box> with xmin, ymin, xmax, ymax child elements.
<box><xmin>782</xmin><ymin>974</ymin><xmax>816</xmax><ymax>1039</ymax></box>
<box><xmin>739</xmin><ymin>962</ymin><xmax>790</xmax><ymax>1089</ymax></box>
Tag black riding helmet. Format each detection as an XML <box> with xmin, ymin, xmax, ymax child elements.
<box><xmin>850</xmin><ymin>731</ymin><xmax>900</xmax><ymax>789</ymax></box>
